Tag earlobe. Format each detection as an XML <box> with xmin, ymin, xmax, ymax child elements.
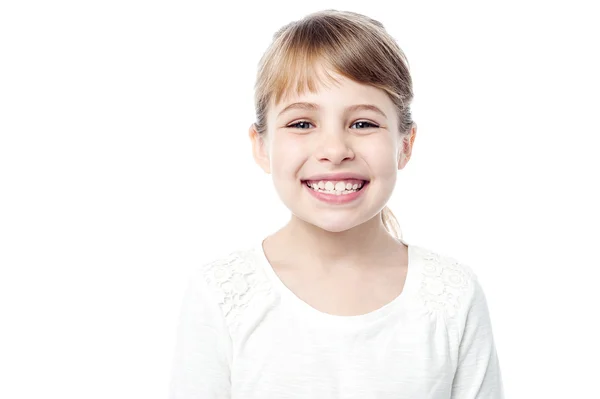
<box><xmin>398</xmin><ymin>123</ymin><xmax>417</xmax><ymax>170</ymax></box>
<box><xmin>249</xmin><ymin>123</ymin><xmax>271</xmax><ymax>174</ymax></box>
<box><xmin>398</xmin><ymin>150</ymin><xmax>408</xmax><ymax>170</ymax></box>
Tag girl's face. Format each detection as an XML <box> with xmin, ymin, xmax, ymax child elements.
<box><xmin>250</xmin><ymin>70</ymin><xmax>415</xmax><ymax>233</ymax></box>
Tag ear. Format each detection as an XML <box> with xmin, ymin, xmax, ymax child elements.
<box><xmin>398</xmin><ymin>122</ymin><xmax>417</xmax><ymax>170</ymax></box>
<box><xmin>249</xmin><ymin>123</ymin><xmax>271</xmax><ymax>175</ymax></box>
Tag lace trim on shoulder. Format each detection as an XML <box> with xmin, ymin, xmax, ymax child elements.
<box><xmin>201</xmin><ymin>248</ymin><xmax>272</xmax><ymax>332</ymax></box>
<box><xmin>416</xmin><ymin>247</ymin><xmax>475</xmax><ymax>318</ymax></box>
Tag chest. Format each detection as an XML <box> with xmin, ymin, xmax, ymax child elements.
<box><xmin>232</xmin><ymin>321</ymin><xmax>455</xmax><ymax>398</ymax></box>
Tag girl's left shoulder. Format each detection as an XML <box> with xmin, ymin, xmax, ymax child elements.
<box><xmin>409</xmin><ymin>244</ymin><xmax>485</xmax><ymax>320</ymax></box>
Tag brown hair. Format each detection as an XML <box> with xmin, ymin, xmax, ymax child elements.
<box><xmin>252</xmin><ymin>9</ymin><xmax>414</xmax><ymax>239</ymax></box>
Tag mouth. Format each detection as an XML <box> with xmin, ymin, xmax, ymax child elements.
<box><xmin>301</xmin><ymin>179</ymin><xmax>369</xmax><ymax>192</ymax></box>
<box><xmin>300</xmin><ymin>179</ymin><xmax>370</xmax><ymax>204</ymax></box>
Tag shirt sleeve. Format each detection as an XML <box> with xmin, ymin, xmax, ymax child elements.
<box><xmin>451</xmin><ymin>276</ymin><xmax>504</xmax><ymax>398</ymax></box>
<box><xmin>169</xmin><ymin>266</ymin><xmax>232</xmax><ymax>399</ymax></box>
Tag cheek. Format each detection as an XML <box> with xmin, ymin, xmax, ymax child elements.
<box><xmin>270</xmin><ymin>138</ymin><xmax>306</xmax><ymax>178</ymax></box>
<box><xmin>361</xmin><ymin>141</ymin><xmax>398</xmax><ymax>177</ymax></box>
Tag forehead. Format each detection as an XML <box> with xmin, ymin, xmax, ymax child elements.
<box><xmin>272</xmin><ymin>72</ymin><xmax>389</xmax><ymax>113</ymax></box>
<box><xmin>271</xmin><ymin>82</ymin><xmax>393</xmax><ymax>125</ymax></box>
<box><xmin>276</xmin><ymin>102</ymin><xmax>389</xmax><ymax>122</ymax></box>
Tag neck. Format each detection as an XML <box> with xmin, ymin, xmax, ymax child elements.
<box><xmin>272</xmin><ymin>211</ymin><xmax>400</xmax><ymax>273</ymax></box>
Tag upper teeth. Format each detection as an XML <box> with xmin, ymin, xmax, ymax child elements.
<box><xmin>306</xmin><ymin>180</ymin><xmax>364</xmax><ymax>191</ymax></box>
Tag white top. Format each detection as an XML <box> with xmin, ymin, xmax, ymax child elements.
<box><xmin>169</xmin><ymin>238</ymin><xmax>504</xmax><ymax>398</ymax></box>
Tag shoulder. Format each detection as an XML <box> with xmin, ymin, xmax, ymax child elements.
<box><xmin>410</xmin><ymin>244</ymin><xmax>481</xmax><ymax>320</ymax></box>
<box><xmin>194</xmin><ymin>245</ymin><xmax>272</xmax><ymax>331</ymax></box>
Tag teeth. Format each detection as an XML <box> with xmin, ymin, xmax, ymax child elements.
<box><xmin>306</xmin><ymin>180</ymin><xmax>365</xmax><ymax>193</ymax></box>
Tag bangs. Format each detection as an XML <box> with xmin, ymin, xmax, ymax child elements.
<box><xmin>267</xmin><ymin>49</ymin><xmax>344</xmax><ymax>108</ymax></box>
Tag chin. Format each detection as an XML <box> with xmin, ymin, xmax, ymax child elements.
<box><xmin>299</xmin><ymin>215</ymin><xmax>365</xmax><ymax>233</ymax></box>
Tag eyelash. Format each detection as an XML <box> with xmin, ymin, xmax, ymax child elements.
<box><xmin>286</xmin><ymin>120</ymin><xmax>380</xmax><ymax>130</ymax></box>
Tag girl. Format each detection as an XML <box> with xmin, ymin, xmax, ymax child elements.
<box><xmin>169</xmin><ymin>9</ymin><xmax>504</xmax><ymax>398</ymax></box>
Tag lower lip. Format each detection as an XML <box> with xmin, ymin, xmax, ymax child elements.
<box><xmin>303</xmin><ymin>181</ymin><xmax>369</xmax><ymax>204</ymax></box>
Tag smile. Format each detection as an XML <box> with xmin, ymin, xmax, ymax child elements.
<box><xmin>302</xmin><ymin>180</ymin><xmax>369</xmax><ymax>204</ymax></box>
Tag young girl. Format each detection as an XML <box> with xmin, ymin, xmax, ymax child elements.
<box><xmin>169</xmin><ymin>9</ymin><xmax>504</xmax><ymax>398</ymax></box>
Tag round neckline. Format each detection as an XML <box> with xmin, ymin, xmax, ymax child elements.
<box><xmin>254</xmin><ymin>236</ymin><xmax>418</xmax><ymax>329</ymax></box>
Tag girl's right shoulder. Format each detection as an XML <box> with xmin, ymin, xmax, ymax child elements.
<box><xmin>192</xmin><ymin>245</ymin><xmax>273</xmax><ymax>331</ymax></box>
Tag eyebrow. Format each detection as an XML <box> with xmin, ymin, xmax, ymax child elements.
<box><xmin>277</xmin><ymin>102</ymin><xmax>388</xmax><ymax>119</ymax></box>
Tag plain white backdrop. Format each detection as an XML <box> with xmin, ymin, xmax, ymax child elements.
<box><xmin>1</xmin><ymin>0</ymin><xmax>598</xmax><ymax>397</ymax></box>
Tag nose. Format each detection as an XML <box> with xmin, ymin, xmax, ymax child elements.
<box><xmin>316</xmin><ymin>127</ymin><xmax>355</xmax><ymax>164</ymax></box>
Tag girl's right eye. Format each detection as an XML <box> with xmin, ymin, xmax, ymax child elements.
<box><xmin>287</xmin><ymin>121</ymin><xmax>313</xmax><ymax>129</ymax></box>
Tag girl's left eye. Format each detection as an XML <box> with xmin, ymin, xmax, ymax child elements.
<box><xmin>352</xmin><ymin>121</ymin><xmax>379</xmax><ymax>129</ymax></box>
<box><xmin>287</xmin><ymin>121</ymin><xmax>379</xmax><ymax>129</ymax></box>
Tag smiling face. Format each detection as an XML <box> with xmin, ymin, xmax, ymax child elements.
<box><xmin>250</xmin><ymin>69</ymin><xmax>416</xmax><ymax>234</ymax></box>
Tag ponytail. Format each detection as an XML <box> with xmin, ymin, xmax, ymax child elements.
<box><xmin>381</xmin><ymin>206</ymin><xmax>402</xmax><ymax>240</ymax></box>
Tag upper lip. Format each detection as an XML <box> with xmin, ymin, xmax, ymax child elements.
<box><xmin>302</xmin><ymin>173</ymin><xmax>370</xmax><ymax>181</ymax></box>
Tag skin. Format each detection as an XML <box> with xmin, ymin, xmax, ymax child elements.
<box><xmin>248</xmin><ymin>69</ymin><xmax>417</xmax><ymax>288</ymax></box>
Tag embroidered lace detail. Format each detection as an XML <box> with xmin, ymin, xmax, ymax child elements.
<box><xmin>416</xmin><ymin>247</ymin><xmax>474</xmax><ymax>318</ymax></box>
<box><xmin>202</xmin><ymin>248</ymin><xmax>272</xmax><ymax>333</ymax></box>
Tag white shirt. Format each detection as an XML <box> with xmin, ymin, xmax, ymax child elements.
<box><xmin>169</xmin><ymin>238</ymin><xmax>504</xmax><ymax>398</ymax></box>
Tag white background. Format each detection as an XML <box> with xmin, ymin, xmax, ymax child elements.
<box><xmin>1</xmin><ymin>1</ymin><xmax>598</xmax><ymax>397</ymax></box>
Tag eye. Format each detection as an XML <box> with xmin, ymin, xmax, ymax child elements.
<box><xmin>351</xmin><ymin>121</ymin><xmax>379</xmax><ymax>129</ymax></box>
<box><xmin>286</xmin><ymin>120</ymin><xmax>380</xmax><ymax>129</ymax></box>
<box><xmin>287</xmin><ymin>121</ymin><xmax>314</xmax><ymax>129</ymax></box>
